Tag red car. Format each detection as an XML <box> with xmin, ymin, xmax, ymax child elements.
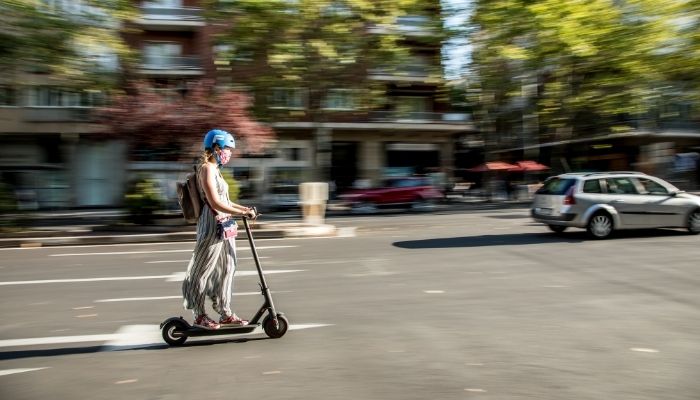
<box><xmin>337</xmin><ymin>177</ymin><xmax>443</xmax><ymax>213</ymax></box>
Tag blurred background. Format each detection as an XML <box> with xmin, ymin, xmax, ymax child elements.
<box><xmin>0</xmin><ymin>0</ymin><xmax>698</xmax><ymax>220</ymax></box>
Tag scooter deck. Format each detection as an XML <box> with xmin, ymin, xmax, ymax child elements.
<box><xmin>184</xmin><ymin>323</ymin><xmax>259</xmax><ymax>337</ymax></box>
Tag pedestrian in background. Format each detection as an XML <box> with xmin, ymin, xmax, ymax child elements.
<box><xmin>181</xmin><ymin>129</ymin><xmax>257</xmax><ymax>330</ymax></box>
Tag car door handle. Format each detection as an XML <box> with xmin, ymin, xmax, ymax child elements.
<box><xmin>611</xmin><ymin>199</ymin><xmax>625</xmax><ymax>203</ymax></box>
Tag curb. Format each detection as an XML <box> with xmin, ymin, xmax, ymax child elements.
<box><xmin>0</xmin><ymin>223</ymin><xmax>340</xmax><ymax>248</ymax></box>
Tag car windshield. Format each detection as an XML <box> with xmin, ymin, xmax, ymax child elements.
<box><xmin>536</xmin><ymin>178</ymin><xmax>577</xmax><ymax>195</ymax></box>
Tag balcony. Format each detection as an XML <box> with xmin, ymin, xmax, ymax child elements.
<box><xmin>136</xmin><ymin>6</ymin><xmax>205</xmax><ymax>31</ymax></box>
<box><xmin>23</xmin><ymin>107</ymin><xmax>94</xmax><ymax>122</ymax></box>
<box><xmin>138</xmin><ymin>56</ymin><xmax>204</xmax><ymax>76</ymax></box>
<box><xmin>368</xmin><ymin>64</ymin><xmax>440</xmax><ymax>83</ymax></box>
<box><xmin>369</xmin><ymin>111</ymin><xmax>470</xmax><ymax>124</ymax></box>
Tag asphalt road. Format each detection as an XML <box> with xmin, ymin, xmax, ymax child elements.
<box><xmin>1</xmin><ymin>208</ymin><xmax>699</xmax><ymax>400</ymax></box>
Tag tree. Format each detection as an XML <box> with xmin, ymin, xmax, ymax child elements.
<box><xmin>97</xmin><ymin>81</ymin><xmax>275</xmax><ymax>161</ymax></box>
<box><xmin>0</xmin><ymin>0</ymin><xmax>136</xmax><ymax>89</ymax></box>
<box><xmin>208</xmin><ymin>0</ymin><xmax>434</xmax><ymax>179</ymax></box>
<box><xmin>464</xmin><ymin>0</ymin><xmax>694</xmax><ymax>152</ymax></box>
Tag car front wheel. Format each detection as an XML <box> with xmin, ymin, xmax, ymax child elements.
<box><xmin>587</xmin><ymin>212</ymin><xmax>613</xmax><ymax>239</ymax></box>
<box><xmin>688</xmin><ymin>209</ymin><xmax>700</xmax><ymax>234</ymax></box>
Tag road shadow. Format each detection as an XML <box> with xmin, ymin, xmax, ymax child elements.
<box><xmin>393</xmin><ymin>229</ymin><xmax>690</xmax><ymax>249</ymax></box>
<box><xmin>0</xmin><ymin>337</ymin><xmax>270</xmax><ymax>361</ymax></box>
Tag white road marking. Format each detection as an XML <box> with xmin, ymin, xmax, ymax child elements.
<box><xmin>165</xmin><ymin>269</ymin><xmax>305</xmax><ymax>282</ymax></box>
<box><xmin>146</xmin><ymin>256</ymin><xmax>268</xmax><ymax>264</ymax></box>
<box><xmin>95</xmin><ymin>291</ymin><xmax>289</xmax><ymax>303</ymax></box>
<box><xmin>75</xmin><ymin>314</ymin><xmax>98</xmax><ymax>318</ymax></box>
<box><xmin>0</xmin><ymin>270</ymin><xmax>304</xmax><ymax>286</ymax></box>
<box><xmin>0</xmin><ymin>334</ymin><xmax>119</xmax><ymax>348</ymax></box>
<box><xmin>0</xmin><ymin>323</ymin><xmax>332</xmax><ymax>349</ymax></box>
<box><xmin>423</xmin><ymin>290</ymin><xmax>445</xmax><ymax>294</ymax></box>
<box><xmin>115</xmin><ymin>379</ymin><xmax>138</xmax><ymax>384</ymax></box>
<box><xmin>262</xmin><ymin>371</ymin><xmax>281</xmax><ymax>375</ymax></box>
<box><xmin>72</xmin><ymin>306</ymin><xmax>95</xmax><ymax>310</ymax></box>
<box><xmin>630</xmin><ymin>348</ymin><xmax>659</xmax><ymax>353</ymax></box>
<box><xmin>0</xmin><ymin>275</ymin><xmax>172</xmax><ymax>286</ymax></box>
<box><xmin>464</xmin><ymin>388</ymin><xmax>487</xmax><ymax>393</ymax></box>
<box><xmin>50</xmin><ymin>246</ymin><xmax>296</xmax><ymax>257</ymax></box>
<box><xmin>0</xmin><ymin>368</ymin><xmax>50</xmax><ymax>377</ymax></box>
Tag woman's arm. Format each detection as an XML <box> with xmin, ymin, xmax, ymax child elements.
<box><xmin>200</xmin><ymin>164</ymin><xmax>251</xmax><ymax>216</ymax></box>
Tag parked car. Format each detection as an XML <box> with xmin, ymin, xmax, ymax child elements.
<box><xmin>262</xmin><ymin>184</ymin><xmax>300</xmax><ymax>211</ymax></box>
<box><xmin>531</xmin><ymin>171</ymin><xmax>700</xmax><ymax>239</ymax></box>
<box><xmin>336</xmin><ymin>177</ymin><xmax>443</xmax><ymax>214</ymax></box>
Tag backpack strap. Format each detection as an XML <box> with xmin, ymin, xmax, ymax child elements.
<box><xmin>195</xmin><ymin>164</ymin><xmax>218</xmax><ymax>216</ymax></box>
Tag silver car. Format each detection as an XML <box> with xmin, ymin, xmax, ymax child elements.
<box><xmin>531</xmin><ymin>171</ymin><xmax>700</xmax><ymax>239</ymax></box>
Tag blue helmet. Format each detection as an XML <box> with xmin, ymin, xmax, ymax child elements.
<box><xmin>203</xmin><ymin>129</ymin><xmax>235</xmax><ymax>150</ymax></box>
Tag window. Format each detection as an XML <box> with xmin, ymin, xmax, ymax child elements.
<box><xmin>605</xmin><ymin>178</ymin><xmax>638</xmax><ymax>194</ymax></box>
<box><xmin>269</xmin><ymin>88</ymin><xmax>306</xmax><ymax>109</ymax></box>
<box><xmin>0</xmin><ymin>87</ymin><xmax>17</xmax><ymax>106</ymax></box>
<box><xmin>27</xmin><ymin>87</ymin><xmax>103</xmax><ymax>107</ymax></box>
<box><xmin>143</xmin><ymin>42</ymin><xmax>182</xmax><ymax>67</ymax></box>
<box><xmin>536</xmin><ymin>178</ymin><xmax>577</xmax><ymax>195</ymax></box>
<box><xmin>394</xmin><ymin>96</ymin><xmax>430</xmax><ymax>117</ymax></box>
<box><xmin>583</xmin><ymin>179</ymin><xmax>602</xmax><ymax>193</ymax></box>
<box><xmin>636</xmin><ymin>178</ymin><xmax>669</xmax><ymax>195</ymax></box>
<box><xmin>322</xmin><ymin>89</ymin><xmax>356</xmax><ymax>110</ymax></box>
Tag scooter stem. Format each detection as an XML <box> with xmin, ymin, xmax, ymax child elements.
<box><xmin>242</xmin><ymin>214</ymin><xmax>278</xmax><ymax>326</ymax></box>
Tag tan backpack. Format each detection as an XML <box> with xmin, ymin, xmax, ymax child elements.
<box><xmin>176</xmin><ymin>166</ymin><xmax>203</xmax><ymax>224</ymax></box>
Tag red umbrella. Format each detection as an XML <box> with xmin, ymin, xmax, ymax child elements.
<box><xmin>510</xmin><ymin>160</ymin><xmax>550</xmax><ymax>172</ymax></box>
<box><xmin>468</xmin><ymin>161</ymin><xmax>519</xmax><ymax>172</ymax></box>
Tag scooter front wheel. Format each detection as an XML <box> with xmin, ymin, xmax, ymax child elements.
<box><xmin>162</xmin><ymin>319</ymin><xmax>188</xmax><ymax>346</ymax></box>
<box><xmin>263</xmin><ymin>314</ymin><xmax>289</xmax><ymax>339</ymax></box>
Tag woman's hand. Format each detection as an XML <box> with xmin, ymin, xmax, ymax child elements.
<box><xmin>244</xmin><ymin>207</ymin><xmax>258</xmax><ymax>219</ymax></box>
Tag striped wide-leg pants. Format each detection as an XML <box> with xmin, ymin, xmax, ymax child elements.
<box><xmin>182</xmin><ymin>207</ymin><xmax>237</xmax><ymax>317</ymax></box>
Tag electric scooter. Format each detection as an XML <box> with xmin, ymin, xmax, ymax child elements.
<box><xmin>160</xmin><ymin>211</ymin><xmax>289</xmax><ymax>346</ymax></box>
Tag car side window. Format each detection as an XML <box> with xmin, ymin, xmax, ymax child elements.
<box><xmin>605</xmin><ymin>178</ymin><xmax>639</xmax><ymax>194</ymax></box>
<box><xmin>583</xmin><ymin>179</ymin><xmax>602</xmax><ymax>193</ymax></box>
<box><xmin>636</xmin><ymin>178</ymin><xmax>669</xmax><ymax>195</ymax></box>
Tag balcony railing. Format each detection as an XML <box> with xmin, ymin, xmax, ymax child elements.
<box><xmin>139</xmin><ymin>6</ymin><xmax>203</xmax><ymax>21</ymax></box>
<box><xmin>370</xmin><ymin>111</ymin><xmax>471</xmax><ymax>123</ymax></box>
<box><xmin>23</xmin><ymin>107</ymin><xmax>94</xmax><ymax>122</ymax></box>
<box><xmin>140</xmin><ymin>56</ymin><xmax>203</xmax><ymax>73</ymax></box>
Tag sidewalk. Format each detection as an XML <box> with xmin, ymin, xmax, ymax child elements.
<box><xmin>0</xmin><ymin>199</ymin><xmax>531</xmax><ymax>248</ymax></box>
<box><xmin>0</xmin><ymin>209</ymin><xmax>340</xmax><ymax>248</ymax></box>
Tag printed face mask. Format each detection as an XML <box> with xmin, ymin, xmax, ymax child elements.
<box><xmin>218</xmin><ymin>148</ymin><xmax>232</xmax><ymax>165</ymax></box>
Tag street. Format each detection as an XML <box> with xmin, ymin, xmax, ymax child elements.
<box><xmin>1</xmin><ymin>208</ymin><xmax>699</xmax><ymax>400</ymax></box>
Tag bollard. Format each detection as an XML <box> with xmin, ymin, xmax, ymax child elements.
<box><xmin>299</xmin><ymin>182</ymin><xmax>329</xmax><ymax>225</ymax></box>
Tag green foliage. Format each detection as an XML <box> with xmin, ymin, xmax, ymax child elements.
<box><xmin>221</xmin><ymin>169</ymin><xmax>241</xmax><ymax>202</ymax></box>
<box><xmin>0</xmin><ymin>0</ymin><xmax>136</xmax><ymax>89</ymax></box>
<box><xmin>208</xmin><ymin>0</ymin><xmax>431</xmax><ymax>120</ymax></box>
<box><xmin>123</xmin><ymin>177</ymin><xmax>164</xmax><ymax>225</ymax></box>
<box><xmin>464</xmin><ymin>0</ymin><xmax>700</xmax><ymax>144</ymax></box>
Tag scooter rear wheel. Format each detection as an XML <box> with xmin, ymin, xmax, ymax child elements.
<box><xmin>162</xmin><ymin>320</ymin><xmax>188</xmax><ymax>346</ymax></box>
<box><xmin>263</xmin><ymin>314</ymin><xmax>289</xmax><ymax>339</ymax></box>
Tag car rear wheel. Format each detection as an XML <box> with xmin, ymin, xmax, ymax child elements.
<box><xmin>547</xmin><ymin>224</ymin><xmax>567</xmax><ymax>233</ymax></box>
<box><xmin>587</xmin><ymin>212</ymin><xmax>613</xmax><ymax>239</ymax></box>
<box><xmin>688</xmin><ymin>209</ymin><xmax>700</xmax><ymax>234</ymax></box>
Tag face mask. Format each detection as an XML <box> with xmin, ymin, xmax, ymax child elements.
<box><xmin>217</xmin><ymin>148</ymin><xmax>232</xmax><ymax>165</ymax></box>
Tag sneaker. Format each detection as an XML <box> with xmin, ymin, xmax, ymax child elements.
<box><xmin>219</xmin><ymin>314</ymin><xmax>249</xmax><ymax>326</ymax></box>
<box><xmin>194</xmin><ymin>314</ymin><xmax>220</xmax><ymax>330</ymax></box>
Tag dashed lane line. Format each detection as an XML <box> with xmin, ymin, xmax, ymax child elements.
<box><xmin>49</xmin><ymin>245</ymin><xmax>296</xmax><ymax>257</ymax></box>
<box><xmin>95</xmin><ymin>291</ymin><xmax>290</xmax><ymax>303</ymax></box>
<box><xmin>0</xmin><ymin>324</ymin><xmax>333</xmax><ymax>349</ymax></box>
<box><xmin>0</xmin><ymin>368</ymin><xmax>50</xmax><ymax>377</ymax></box>
<box><xmin>0</xmin><ymin>269</ymin><xmax>306</xmax><ymax>286</ymax></box>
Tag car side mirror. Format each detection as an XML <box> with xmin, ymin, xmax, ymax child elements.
<box><xmin>670</xmin><ymin>190</ymin><xmax>685</xmax><ymax>197</ymax></box>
